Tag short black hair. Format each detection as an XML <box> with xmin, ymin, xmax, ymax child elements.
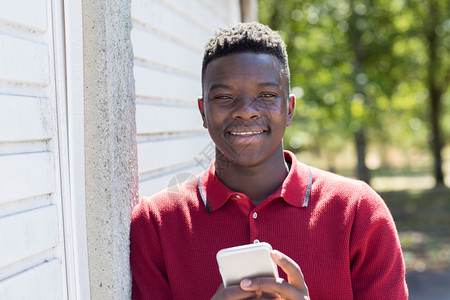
<box><xmin>201</xmin><ymin>22</ymin><xmax>290</xmax><ymax>93</ymax></box>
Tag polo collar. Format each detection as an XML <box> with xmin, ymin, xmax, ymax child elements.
<box><xmin>198</xmin><ymin>151</ymin><xmax>312</xmax><ymax>213</ymax></box>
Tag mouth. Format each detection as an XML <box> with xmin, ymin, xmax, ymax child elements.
<box><xmin>229</xmin><ymin>130</ymin><xmax>266</xmax><ymax>136</ymax></box>
<box><xmin>225</xmin><ymin>128</ymin><xmax>269</xmax><ymax>144</ymax></box>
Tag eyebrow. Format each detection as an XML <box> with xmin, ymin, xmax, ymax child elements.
<box><xmin>208</xmin><ymin>83</ymin><xmax>232</xmax><ymax>91</ymax></box>
<box><xmin>208</xmin><ymin>81</ymin><xmax>282</xmax><ymax>91</ymax></box>
<box><xmin>257</xmin><ymin>81</ymin><xmax>282</xmax><ymax>89</ymax></box>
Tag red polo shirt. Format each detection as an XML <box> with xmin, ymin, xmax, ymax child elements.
<box><xmin>130</xmin><ymin>151</ymin><xmax>408</xmax><ymax>299</ymax></box>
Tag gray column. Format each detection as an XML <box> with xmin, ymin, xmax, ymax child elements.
<box><xmin>82</xmin><ymin>0</ymin><xmax>137</xmax><ymax>299</ymax></box>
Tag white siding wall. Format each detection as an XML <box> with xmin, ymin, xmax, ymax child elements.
<box><xmin>0</xmin><ymin>0</ymin><xmax>245</xmax><ymax>298</ymax></box>
<box><xmin>132</xmin><ymin>0</ymin><xmax>241</xmax><ymax>197</ymax></box>
<box><xmin>0</xmin><ymin>0</ymin><xmax>68</xmax><ymax>299</ymax></box>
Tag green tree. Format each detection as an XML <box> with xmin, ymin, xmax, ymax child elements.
<box><xmin>406</xmin><ymin>0</ymin><xmax>450</xmax><ymax>185</ymax></box>
<box><xmin>260</xmin><ymin>0</ymin><xmax>390</xmax><ymax>182</ymax></box>
<box><xmin>259</xmin><ymin>0</ymin><xmax>449</xmax><ymax>185</ymax></box>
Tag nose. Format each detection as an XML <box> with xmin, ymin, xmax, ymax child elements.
<box><xmin>231</xmin><ymin>96</ymin><xmax>261</xmax><ymax>120</ymax></box>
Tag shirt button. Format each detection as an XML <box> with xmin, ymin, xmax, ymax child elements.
<box><xmin>235</xmin><ymin>194</ymin><xmax>241</xmax><ymax>199</ymax></box>
<box><xmin>252</xmin><ymin>212</ymin><xmax>258</xmax><ymax>219</ymax></box>
<box><xmin>253</xmin><ymin>239</ymin><xmax>260</xmax><ymax>244</ymax></box>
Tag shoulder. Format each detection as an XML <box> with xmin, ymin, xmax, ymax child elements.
<box><xmin>310</xmin><ymin>166</ymin><xmax>378</xmax><ymax>198</ymax></box>
<box><xmin>131</xmin><ymin>176</ymin><xmax>201</xmax><ymax>223</ymax></box>
<box><xmin>306</xmin><ymin>165</ymin><xmax>398</xmax><ymax>238</ymax></box>
<box><xmin>307</xmin><ymin>165</ymin><xmax>388</xmax><ymax>216</ymax></box>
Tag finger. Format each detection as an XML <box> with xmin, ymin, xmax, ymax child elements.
<box><xmin>271</xmin><ymin>250</ymin><xmax>308</xmax><ymax>294</ymax></box>
<box><xmin>240</xmin><ymin>277</ymin><xmax>307</xmax><ymax>300</ymax></box>
<box><xmin>211</xmin><ymin>283</ymin><xmax>260</xmax><ymax>300</ymax></box>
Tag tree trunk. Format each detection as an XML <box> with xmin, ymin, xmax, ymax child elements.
<box><xmin>429</xmin><ymin>86</ymin><xmax>444</xmax><ymax>185</ymax></box>
<box><xmin>426</xmin><ymin>0</ymin><xmax>445</xmax><ymax>186</ymax></box>
<box><xmin>348</xmin><ymin>0</ymin><xmax>370</xmax><ymax>184</ymax></box>
<box><xmin>355</xmin><ymin>129</ymin><xmax>370</xmax><ymax>183</ymax></box>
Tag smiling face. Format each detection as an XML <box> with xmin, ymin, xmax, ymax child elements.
<box><xmin>199</xmin><ymin>52</ymin><xmax>295</xmax><ymax>169</ymax></box>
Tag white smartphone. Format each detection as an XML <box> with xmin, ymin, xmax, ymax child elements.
<box><xmin>216</xmin><ymin>242</ymin><xmax>279</xmax><ymax>287</ymax></box>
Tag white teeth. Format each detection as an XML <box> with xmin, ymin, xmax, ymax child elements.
<box><xmin>230</xmin><ymin>131</ymin><xmax>263</xmax><ymax>135</ymax></box>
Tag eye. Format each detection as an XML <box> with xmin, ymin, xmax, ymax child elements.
<box><xmin>259</xmin><ymin>92</ymin><xmax>277</xmax><ymax>100</ymax></box>
<box><xmin>212</xmin><ymin>94</ymin><xmax>234</xmax><ymax>101</ymax></box>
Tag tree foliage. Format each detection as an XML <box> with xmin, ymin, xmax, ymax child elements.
<box><xmin>259</xmin><ymin>0</ymin><xmax>450</xmax><ymax>184</ymax></box>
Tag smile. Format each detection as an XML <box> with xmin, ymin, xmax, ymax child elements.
<box><xmin>230</xmin><ymin>131</ymin><xmax>264</xmax><ymax>136</ymax></box>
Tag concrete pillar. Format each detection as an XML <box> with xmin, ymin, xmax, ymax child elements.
<box><xmin>82</xmin><ymin>0</ymin><xmax>138</xmax><ymax>299</ymax></box>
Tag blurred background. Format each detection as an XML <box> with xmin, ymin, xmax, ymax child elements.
<box><xmin>258</xmin><ymin>0</ymin><xmax>450</xmax><ymax>298</ymax></box>
<box><xmin>0</xmin><ymin>0</ymin><xmax>447</xmax><ymax>298</ymax></box>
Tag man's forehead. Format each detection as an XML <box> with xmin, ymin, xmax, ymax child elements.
<box><xmin>205</xmin><ymin>53</ymin><xmax>282</xmax><ymax>78</ymax></box>
<box><xmin>202</xmin><ymin>52</ymin><xmax>289</xmax><ymax>94</ymax></box>
<box><xmin>206</xmin><ymin>52</ymin><xmax>281</xmax><ymax>68</ymax></box>
<box><xmin>204</xmin><ymin>55</ymin><xmax>286</xmax><ymax>87</ymax></box>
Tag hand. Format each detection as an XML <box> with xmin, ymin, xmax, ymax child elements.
<box><xmin>210</xmin><ymin>283</ymin><xmax>262</xmax><ymax>300</ymax></box>
<box><xmin>211</xmin><ymin>250</ymin><xmax>309</xmax><ymax>300</ymax></box>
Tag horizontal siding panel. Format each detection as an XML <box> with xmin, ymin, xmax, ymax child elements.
<box><xmin>0</xmin><ymin>205</ymin><xmax>59</xmax><ymax>268</ymax></box>
<box><xmin>0</xmin><ymin>0</ymin><xmax>47</xmax><ymax>31</ymax></box>
<box><xmin>0</xmin><ymin>259</ymin><xmax>62</xmax><ymax>300</ymax></box>
<box><xmin>132</xmin><ymin>27</ymin><xmax>201</xmax><ymax>75</ymax></box>
<box><xmin>139</xmin><ymin>163</ymin><xmax>207</xmax><ymax>197</ymax></box>
<box><xmin>136</xmin><ymin>102</ymin><xmax>203</xmax><ymax>134</ymax></box>
<box><xmin>166</xmin><ymin>0</ymin><xmax>229</xmax><ymax>29</ymax></box>
<box><xmin>134</xmin><ymin>65</ymin><xmax>200</xmax><ymax>101</ymax></box>
<box><xmin>132</xmin><ymin>0</ymin><xmax>211</xmax><ymax>48</ymax></box>
<box><xmin>0</xmin><ymin>34</ymin><xmax>49</xmax><ymax>85</ymax></box>
<box><xmin>133</xmin><ymin>0</ymin><xmax>242</xmax><ymax>198</ymax></box>
<box><xmin>0</xmin><ymin>152</ymin><xmax>55</xmax><ymax>203</ymax></box>
<box><xmin>138</xmin><ymin>135</ymin><xmax>211</xmax><ymax>174</ymax></box>
<box><xmin>0</xmin><ymin>95</ymin><xmax>52</xmax><ymax>142</ymax></box>
<box><xmin>198</xmin><ymin>0</ymin><xmax>240</xmax><ymax>23</ymax></box>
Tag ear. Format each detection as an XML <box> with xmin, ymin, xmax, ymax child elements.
<box><xmin>198</xmin><ymin>97</ymin><xmax>207</xmax><ymax>129</ymax></box>
<box><xmin>286</xmin><ymin>94</ymin><xmax>296</xmax><ymax>127</ymax></box>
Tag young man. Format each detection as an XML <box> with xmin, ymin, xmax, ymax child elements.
<box><xmin>130</xmin><ymin>22</ymin><xmax>408</xmax><ymax>299</ymax></box>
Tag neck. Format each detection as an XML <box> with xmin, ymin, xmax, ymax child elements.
<box><xmin>215</xmin><ymin>147</ymin><xmax>289</xmax><ymax>205</ymax></box>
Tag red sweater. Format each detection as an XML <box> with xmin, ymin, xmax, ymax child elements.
<box><xmin>130</xmin><ymin>151</ymin><xmax>408</xmax><ymax>299</ymax></box>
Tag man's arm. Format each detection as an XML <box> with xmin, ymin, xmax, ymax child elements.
<box><xmin>350</xmin><ymin>183</ymin><xmax>408</xmax><ymax>299</ymax></box>
<box><xmin>130</xmin><ymin>198</ymin><xmax>173</xmax><ymax>300</ymax></box>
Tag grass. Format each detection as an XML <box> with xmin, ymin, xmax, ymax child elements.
<box><xmin>379</xmin><ymin>186</ymin><xmax>450</xmax><ymax>273</ymax></box>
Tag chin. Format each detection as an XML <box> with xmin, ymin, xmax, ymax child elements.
<box><xmin>215</xmin><ymin>141</ymin><xmax>282</xmax><ymax>169</ymax></box>
<box><xmin>223</xmin><ymin>152</ymin><xmax>267</xmax><ymax>168</ymax></box>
